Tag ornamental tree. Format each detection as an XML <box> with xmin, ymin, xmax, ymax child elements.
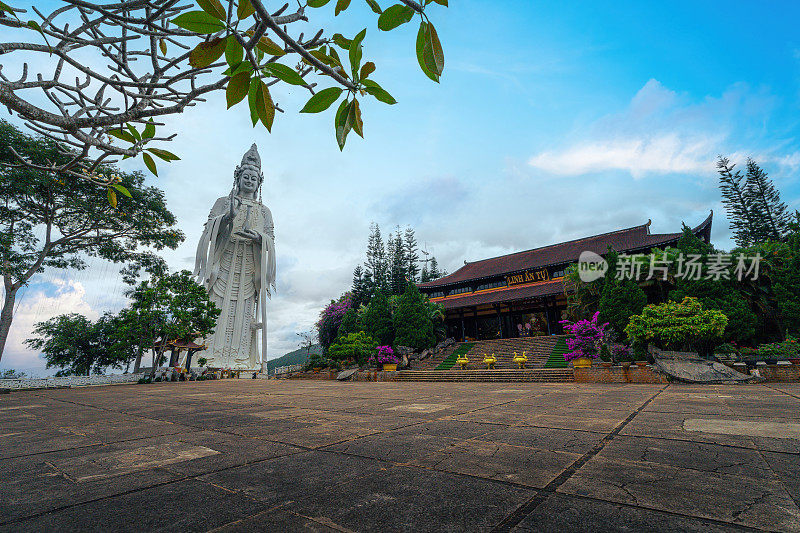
<box><xmin>559</xmin><ymin>312</ymin><xmax>608</xmax><ymax>361</ymax></box>
<box><xmin>393</xmin><ymin>283</ymin><xmax>435</xmax><ymax>350</ymax></box>
<box><xmin>126</xmin><ymin>270</ymin><xmax>220</xmax><ymax>375</ymax></box>
<box><xmin>361</xmin><ymin>290</ymin><xmax>394</xmax><ymax>345</ymax></box>
<box><xmin>25</xmin><ymin>313</ymin><xmax>105</xmax><ymax>376</ymax></box>
<box><xmin>625</xmin><ymin>297</ymin><xmax>728</xmax><ymax>357</ymax></box>
<box><xmin>316</xmin><ymin>293</ymin><xmax>352</xmax><ymax>351</ymax></box>
<box><xmin>328</xmin><ymin>331</ymin><xmax>377</xmax><ymax>365</ymax></box>
<box><xmin>0</xmin><ymin>121</ymin><xmax>183</xmax><ymax>362</ymax></box>
<box><xmin>0</xmin><ymin>0</ymin><xmax>448</xmax><ymax>182</ymax></box>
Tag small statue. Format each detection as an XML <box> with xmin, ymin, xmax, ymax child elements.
<box><xmin>194</xmin><ymin>144</ymin><xmax>276</xmax><ymax>371</ymax></box>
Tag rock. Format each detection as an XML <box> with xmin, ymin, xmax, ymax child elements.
<box><xmin>419</xmin><ymin>349</ymin><xmax>431</xmax><ymax>361</ymax></box>
<box><xmin>434</xmin><ymin>338</ymin><xmax>455</xmax><ymax>353</ymax></box>
<box><xmin>395</xmin><ymin>346</ymin><xmax>414</xmax><ymax>357</ymax></box>
<box><xmin>652</xmin><ymin>348</ymin><xmax>762</xmax><ymax>384</ymax></box>
<box><xmin>337</xmin><ymin>369</ymin><xmax>357</xmax><ymax>381</ymax></box>
<box><xmin>399</xmin><ymin>354</ymin><xmax>410</xmax><ymax>369</ymax></box>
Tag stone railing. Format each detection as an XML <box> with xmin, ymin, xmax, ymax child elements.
<box><xmin>0</xmin><ymin>373</ymin><xmax>141</xmax><ymax>390</ymax></box>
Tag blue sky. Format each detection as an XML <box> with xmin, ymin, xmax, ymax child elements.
<box><xmin>2</xmin><ymin>0</ymin><xmax>799</xmax><ymax>374</ymax></box>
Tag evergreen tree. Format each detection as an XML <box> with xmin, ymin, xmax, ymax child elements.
<box><xmin>419</xmin><ymin>265</ymin><xmax>429</xmax><ymax>283</ymax></box>
<box><xmin>404</xmin><ymin>227</ymin><xmax>420</xmax><ymax>282</ymax></box>
<box><xmin>351</xmin><ymin>265</ymin><xmax>370</xmax><ymax>308</ymax></box>
<box><xmin>389</xmin><ymin>227</ymin><xmax>407</xmax><ymax>295</ymax></box>
<box><xmin>336</xmin><ymin>308</ymin><xmax>361</xmax><ymax>340</ymax></box>
<box><xmin>745</xmin><ymin>158</ymin><xmax>790</xmax><ymax>241</ymax></box>
<box><xmin>598</xmin><ymin>278</ymin><xmax>647</xmax><ymax>340</ymax></box>
<box><xmin>717</xmin><ymin>156</ymin><xmax>790</xmax><ymax>245</ymax></box>
<box><xmin>718</xmin><ymin>157</ymin><xmax>760</xmax><ymax>247</ymax></box>
<box><xmin>428</xmin><ymin>256</ymin><xmax>446</xmax><ymax>280</ymax></box>
<box><xmin>365</xmin><ymin>223</ymin><xmax>388</xmax><ymax>294</ymax></box>
<box><xmin>361</xmin><ymin>291</ymin><xmax>394</xmax><ymax>345</ymax></box>
<box><xmin>393</xmin><ymin>284</ymin><xmax>436</xmax><ymax>350</ymax></box>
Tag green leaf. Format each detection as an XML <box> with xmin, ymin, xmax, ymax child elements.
<box><xmin>349</xmin><ymin>28</ymin><xmax>366</xmax><ymax>79</ymax></box>
<box><xmin>427</xmin><ymin>22</ymin><xmax>444</xmax><ymax>76</ymax></box>
<box><xmin>431</xmin><ymin>0</ymin><xmax>447</xmax><ymax>5</ymax></box>
<box><xmin>112</xmin><ymin>183</ymin><xmax>133</xmax><ymax>198</ymax></box>
<box><xmin>377</xmin><ymin>4</ymin><xmax>414</xmax><ymax>31</ymax></box>
<box><xmin>225</xmin><ymin>35</ymin><xmax>243</xmax><ymax>67</ymax></box>
<box><xmin>335</xmin><ymin>0</ymin><xmax>351</xmax><ymax>16</ymax></box>
<box><xmin>307</xmin><ymin>0</ymin><xmax>332</xmax><ymax>7</ymax></box>
<box><xmin>334</xmin><ymin>98</ymin><xmax>352</xmax><ymax>150</ymax></box>
<box><xmin>331</xmin><ymin>33</ymin><xmax>351</xmax><ymax>50</ymax></box>
<box><xmin>247</xmin><ymin>79</ymin><xmax>259</xmax><ymax>126</ymax></box>
<box><xmin>0</xmin><ymin>1</ymin><xmax>17</xmax><ymax>16</ymax></box>
<box><xmin>350</xmin><ymin>98</ymin><xmax>364</xmax><ymax>138</ymax></box>
<box><xmin>142</xmin><ymin>152</ymin><xmax>158</xmax><ymax>176</ymax></box>
<box><xmin>189</xmin><ymin>37</ymin><xmax>226</xmax><ymax>68</ymax></box>
<box><xmin>107</xmin><ymin>188</ymin><xmax>118</xmax><ymax>208</ymax></box>
<box><xmin>26</xmin><ymin>20</ymin><xmax>51</xmax><ymax>49</ymax></box>
<box><xmin>107</xmin><ymin>128</ymin><xmax>135</xmax><ymax>143</ymax></box>
<box><xmin>416</xmin><ymin>21</ymin><xmax>439</xmax><ymax>82</ymax></box>
<box><xmin>147</xmin><ymin>148</ymin><xmax>181</xmax><ymax>161</ymax></box>
<box><xmin>226</xmin><ymin>71</ymin><xmax>251</xmax><ymax>108</ymax></box>
<box><xmin>171</xmin><ymin>11</ymin><xmax>225</xmax><ymax>34</ymax></box>
<box><xmin>300</xmin><ymin>87</ymin><xmax>343</xmax><ymax>113</ymax></box>
<box><xmin>237</xmin><ymin>0</ymin><xmax>254</xmax><ymax>19</ymax></box>
<box><xmin>308</xmin><ymin>49</ymin><xmax>338</xmax><ymax>68</ymax></box>
<box><xmin>142</xmin><ymin>119</ymin><xmax>155</xmax><ymax>139</ymax></box>
<box><xmin>261</xmin><ymin>63</ymin><xmax>306</xmax><ymax>86</ymax></box>
<box><xmin>159</xmin><ymin>38</ymin><xmax>167</xmax><ymax>55</ymax></box>
<box><xmin>359</xmin><ymin>61</ymin><xmax>375</xmax><ymax>80</ymax></box>
<box><xmin>127</xmin><ymin>123</ymin><xmax>142</xmax><ymax>141</ymax></box>
<box><xmin>365</xmin><ymin>0</ymin><xmax>382</xmax><ymax>14</ymax></box>
<box><xmin>363</xmin><ymin>82</ymin><xmax>396</xmax><ymax>104</ymax></box>
<box><xmin>327</xmin><ymin>46</ymin><xmax>344</xmax><ymax>70</ymax></box>
<box><xmin>196</xmin><ymin>0</ymin><xmax>226</xmax><ymax>20</ymax></box>
<box><xmin>253</xmin><ymin>78</ymin><xmax>275</xmax><ymax>131</ymax></box>
<box><xmin>224</xmin><ymin>60</ymin><xmax>253</xmax><ymax>77</ymax></box>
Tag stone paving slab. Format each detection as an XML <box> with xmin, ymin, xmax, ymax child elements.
<box><xmin>1</xmin><ymin>380</ymin><xmax>799</xmax><ymax>531</ymax></box>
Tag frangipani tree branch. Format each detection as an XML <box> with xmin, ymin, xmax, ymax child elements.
<box><xmin>0</xmin><ymin>0</ymin><xmax>447</xmax><ymax>194</ymax></box>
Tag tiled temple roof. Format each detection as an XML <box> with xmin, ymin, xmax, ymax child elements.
<box><xmin>419</xmin><ymin>212</ymin><xmax>712</xmax><ymax>289</ymax></box>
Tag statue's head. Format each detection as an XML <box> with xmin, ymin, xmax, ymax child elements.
<box><xmin>233</xmin><ymin>143</ymin><xmax>264</xmax><ymax>197</ymax></box>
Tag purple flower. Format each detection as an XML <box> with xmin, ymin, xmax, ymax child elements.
<box><xmin>559</xmin><ymin>312</ymin><xmax>609</xmax><ymax>361</ymax></box>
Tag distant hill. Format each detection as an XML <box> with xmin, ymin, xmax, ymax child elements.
<box><xmin>266</xmin><ymin>344</ymin><xmax>322</xmax><ymax>373</ymax></box>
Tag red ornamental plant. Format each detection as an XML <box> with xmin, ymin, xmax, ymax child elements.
<box><xmin>559</xmin><ymin>312</ymin><xmax>609</xmax><ymax>362</ymax></box>
<box><xmin>369</xmin><ymin>345</ymin><xmax>400</xmax><ymax>365</ymax></box>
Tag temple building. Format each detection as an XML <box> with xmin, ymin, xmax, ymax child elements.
<box><xmin>417</xmin><ymin>213</ymin><xmax>713</xmax><ymax>341</ymax></box>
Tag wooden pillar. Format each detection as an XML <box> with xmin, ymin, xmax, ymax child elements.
<box><xmin>460</xmin><ymin>309</ymin><xmax>465</xmax><ymax>341</ymax></box>
<box><xmin>495</xmin><ymin>304</ymin><xmax>503</xmax><ymax>339</ymax></box>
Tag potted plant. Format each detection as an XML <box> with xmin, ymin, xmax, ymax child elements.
<box><xmin>559</xmin><ymin>312</ymin><xmax>608</xmax><ymax>368</ymax></box>
<box><xmin>371</xmin><ymin>345</ymin><xmax>400</xmax><ymax>371</ymax></box>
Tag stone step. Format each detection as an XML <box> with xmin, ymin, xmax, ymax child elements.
<box><xmin>395</xmin><ymin>369</ymin><xmax>574</xmax><ymax>382</ymax></box>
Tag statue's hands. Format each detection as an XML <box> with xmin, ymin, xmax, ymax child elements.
<box><xmin>225</xmin><ymin>194</ymin><xmax>241</xmax><ymax>221</ymax></box>
<box><xmin>235</xmin><ymin>229</ymin><xmax>262</xmax><ymax>244</ymax></box>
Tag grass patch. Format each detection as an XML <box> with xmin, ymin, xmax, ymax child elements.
<box><xmin>544</xmin><ymin>337</ymin><xmax>569</xmax><ymax>368</ymax></box>
<box><xmin>435</xmin><ymin>343</ymin><xmax>475</xmax><ymax>370</ymax></box>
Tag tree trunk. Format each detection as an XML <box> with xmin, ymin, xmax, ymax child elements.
<box><xmin>0</xmin><ymin>286</ymin><xmax>18</xmax><ymax>363</ymax></box>
<box><xmin>133</xmin><ymin>348</ymin><xmax>143</xmax><ymax>374</ymax></box>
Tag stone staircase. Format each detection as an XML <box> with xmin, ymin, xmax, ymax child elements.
<box><xmin>395</xmin><ymin>368</ymin><xmax>574</xmax><ymax>382</ymax></box>
<box><xmin>457</xmin><ymin>336</ymin><xmax>565</xmax><ymax>370</ymax></box>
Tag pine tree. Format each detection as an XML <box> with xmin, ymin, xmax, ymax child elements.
<box><xmin>745</xmin><ymin>158</ymin><xmax>790</xmax><ymax>241</ymax></box>
<box><xmin>428</xmin><ymin>257</ymin><xmax>446</xmax><ymax>280</ymax></box>
<box><xmin>389</xmin><ymin>227</ymin><xmax>407</xmax><ymax>295</ymax></box>
<box><xmin>393</xmin><ymin>284</ymin><xmax>436</xmax><ymax>350</ymax></box>
<box><xmin>403</xmin><ymin>227</ymin><xmax>420</xmax><ymax>282</ymax></box>
<box><xmin>718</xmin><ymin>156</ymin><xmax>791</xmax><ymax>246</ymax></box>
<box><xmin>364</xmin><ymin>223</ymin><xmax>388</xmax><ymax>294</ymax></box>
<box><xmin>420</xmin><ymin>265</ymin><xmax>430</xmax><ymax>283</ymax></box>
<box><xmin>351</xmin><ymin>265</ymin><xmax>370</xmax><ymax>308</ymax></box>
<box><xmin>717</xmin><ymin>157</ymin><xmax>760</xmax><ymax>247</ymax></box>
<box><xmin>361</xmin><ymin>291</ymin><xmax>394</xmax><ymax>345</ymax></box>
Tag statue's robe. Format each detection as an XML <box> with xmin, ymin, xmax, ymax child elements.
<box><xmin>194</xmin><ymin>195</ymin><xmax>276</xmax><ymax>369</ymax></box>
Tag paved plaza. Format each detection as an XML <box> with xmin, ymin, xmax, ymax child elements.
<box><xmin>1</xmin><ymin>380</ymin><xmax>799</xmax><ymax>532</ymax></box>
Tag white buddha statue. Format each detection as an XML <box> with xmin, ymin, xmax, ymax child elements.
<box><xmin>194</xmin><ymin>144</ymin><xmax>276</xmax><ymax>370</ymax></box>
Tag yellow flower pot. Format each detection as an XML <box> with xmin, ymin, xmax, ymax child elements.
<box><xmin>573</xmin><ymin>357</ymin><xmax>592</xmax><ymax>368</ymax></box>
<box><xmin>383</xmin><ymin>364</ymin><xmax>397</xmax><ymax>371</ymax></box>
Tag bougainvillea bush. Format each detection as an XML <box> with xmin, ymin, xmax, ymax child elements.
<box><xmin>369</xmin><ymin>345</ymin><xmax>400</xmax><ymax>366</ymax></box>
<box><xmin>316</xmin><ymin>293</ymin><xmax>353</xmax><ymax>351</ymax></box>
<box><xmin>559</xmin><ymin>312</ymin><xmax>608</xmax><ymax>361</ymax></box>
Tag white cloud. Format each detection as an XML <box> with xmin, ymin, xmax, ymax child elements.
<box><xmin>1</xmin><ymin>279</ymin><xmax>99</xmax><ymax>375</ymax></box>
<box><xmin>528</xmin><ymin>79</ymin><xmax>788</xmax><ymax>178</ymax></box>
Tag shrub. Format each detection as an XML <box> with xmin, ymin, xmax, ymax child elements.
<box><xmin>598</xmin><ymin>278</ymin><xmax>647</xmax><ymax>339</ymax></box>
<box><xmin>754</xmin><ymin>338</ymin><xmax>800</xmax><ymax>360</ymax></box>
<box><xmin>361</xmin><ymin>291</ymin><xmax>394</xmax><ymax>346</ymax></box>
<box><xmin>393</xmin><ymin>284</ymin><xmax>436</xmax><ymax>350</ymax></box>
<box><xmin>625</xmin><ymin>297</ymin><xmax>728</xmax><ymax>356</ymax></box>
<box><xmin>316</xmin><ymin>293</ymin><xmax>353</xmax><ymax>351</ymax></box>
<box><xmin>559</xmin><ymin>312</ymin><xmax>608</xmax><ymax>361</ymax></box>
<box><xmin>369</xmin><ymin>345</ymin><xmax>400</xmax><ymax>366</ymax></box>
<box><xmin>328</xmin><ymin>332</ymin><xmax>377</xmax><ymax>365</ymax></box>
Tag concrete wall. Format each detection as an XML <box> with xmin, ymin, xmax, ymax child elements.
<box><xmin>573</xmin><ymin>364</ymin><xmax>669</xmax><ymax>384</ymax></box>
